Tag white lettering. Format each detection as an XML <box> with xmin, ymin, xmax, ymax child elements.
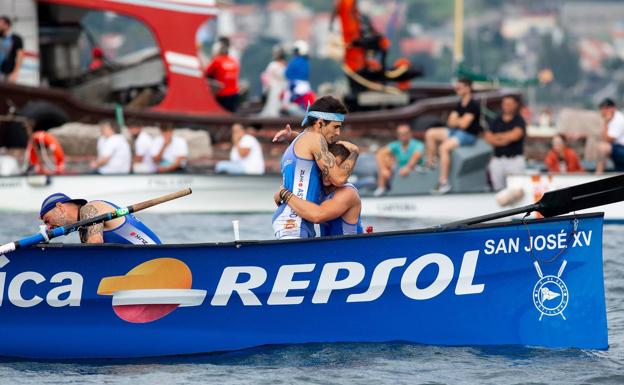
<box><xmin>267</xmin><ymin>264</ymin><xmax>315</xmax><ymax>305</ymax></box>
<box><xmin>573</xmin><ymin>232</ymin><xmax>583</xmax><ymax>247</ymax></box>
<box><xmin>558</xmin><ymin>230</ymin><xmax>567</xmax><ymax>249</ymax></box>
<box><xmin>46</xmin><ymin>272</ymin><xmax>83</xmax><ymax>307</ymax></box>
<box><xmin>8</xmin><ymin>272</ymin><xmax>45</xmax><ymax>308</ymax></box>
<box><xmin>211</xmin><ymin>266</ymin><xmax>267</xmax><ymax>306</ymax></box>
<box><xmin>401</xmin><ymin>253</ymin><xmax>454</xmax><ymax>300</ymax></box>
<box><xmin>455</xmin><ymin>250</ymin><xmax>484</xmax><ymax>295</ymax></box>
<box><xmin>312</xmin><ymin>262</ymin><xmax>365</xmax><ymax>304</ymax></box>
<box><xmin>484</xmin><ymin>240</ymin><xmax>495</xmax><ymax>255</ymax></box>
<box><xmin>347</xmin><ymin>258</ymin><xmax>406</xmax><ymax>302</ymax></box>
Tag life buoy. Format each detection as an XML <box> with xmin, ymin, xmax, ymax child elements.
<box><xmin>27</xmin><ymin>131</ymin><xmax>65</xmax><ymax>174</ymax></box>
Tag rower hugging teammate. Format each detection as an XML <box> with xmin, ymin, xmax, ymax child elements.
<box><xmin>272</xmin><ymin>96</ymin><xmax>362</xmax><ymax>239</ymax></box>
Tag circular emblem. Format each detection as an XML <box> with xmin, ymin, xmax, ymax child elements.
<box><xmin>533</xmin><ymin>275</ymin><xmax>568</xmax><ymax>318</ymax></box>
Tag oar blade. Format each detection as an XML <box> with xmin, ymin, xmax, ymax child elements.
<box><xmin>538</xmin><ymin>174</ymin><xmax>624</xmax><ymax>217</ymax></box>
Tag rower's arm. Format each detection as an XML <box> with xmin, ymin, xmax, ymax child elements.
<box><xmin>310</xmin><ymin>134</ymin><xmax>358</xmax><ymax>185</ymax></box>
<box><xmin>78</xmin><ymin>204</ymin><xmax>104</xmax><ymax>244</ymax></box>
<box><xmin>286</xmin><ymin>188</ymin><xmax>355</xmax><ymax>224</ymax></box>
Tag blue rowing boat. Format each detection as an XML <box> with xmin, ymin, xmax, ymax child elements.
<box><xmin>0</xmin><ymin>213</ymin><xmax>607</xmax><ymax>359</ymax></box>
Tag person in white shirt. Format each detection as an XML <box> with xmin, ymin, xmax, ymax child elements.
<box><xmin>597</xmin><ymin>98</ymin><xmax>624</xmax><ymax>173</ymax></box>
<box><xmin>91</xmin><ymin>120</ymin><xmax>131</xmax><ymax>174</ymax></box>
<box><xmin>215</xmin><ymin>123</ymin><xmax>265</xmax><ymax>175</ymax></box>
<box><xmin>260</xmin><ymin>46</ymin><xmax>287</xmax><ymax>117</ymax></box>
<box><xmin>127</xmin><ymin>120</ymin><xmax>155</xmax><ymax>173</ymax></box>
<box><xmin>151</xmin><ymin>123</ymin><xmax>189</xmax><ymax>173</ymax></box>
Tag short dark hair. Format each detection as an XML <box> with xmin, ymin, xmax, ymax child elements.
<box><xmin>502</xmin><ymin>94</ymin><xmax>521</xmax><ymax>105</ymax></box>
<box><xmin>302</xmin><ymin>96</ymin><xmax>348</xmax><ymax>128</ymax></box>
<box><xmin>599</xmin><ymin>98</ymin><xmax>616</xmax><ymax>109</ymax></box>
<box><xmin>99</xmin><ymin>119</ymin><xmax>120</xmax><ymax>134</ymax></box>
<box><xmin>328</xmin><ymin>142</ymin><xmax>350</xmax><ymax>160</ymax></box>
<box><xmin>125</xmin><ymin>118</ymin><xmax>143</xmax><ymax>127</ymax></box>
<box><xmin>160</xmin><ymin>122</ymin><xmax>174</xmax><ymax>131</ymax></box>
<box><xmin>0</xmin><ymin>16</ymin><xmax>12</xmax><ymax>27</ymax></box>
<box><xmin>457</xmin><ymin>77</ymin><xmax>473</xmax><ymax>89</ymax></box>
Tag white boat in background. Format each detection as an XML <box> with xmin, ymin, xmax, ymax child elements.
<box><xmin>0</xmin><ymin>172</ymin><xmax>622</xmax><ymax>223</ymax></box>
<box><xmin>361</xmin><ymin>173</ymin><xmax>624</xmax><ymax>223</ymax></box>
<box><xmin>0</xmin><ymin>174</ymin><xmax>281</xmax><ymax>214</ymax></box>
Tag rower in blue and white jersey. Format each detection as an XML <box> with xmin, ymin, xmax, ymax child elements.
<box><xmin>40</xmin><ymin>193</ymin><xmax>161</xmax><ymax>244</ymax></box>
<box><xmin>272</xmin><ymin>96</ymin><xmax>359</xmax><ymax>239</ymax></box>
<box><xmin>319</xmin><ymin>183</ymin><xmax>363</xmax><ymax>236</ymax></box>
<box><xmin>275</xmin><ymin>142</ymin><xmax>363</xmax><ymax>237</ymax></box>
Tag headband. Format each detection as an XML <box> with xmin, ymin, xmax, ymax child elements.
<box><xmin>301</xmin><ymin>105</ymin><xmax>345</xmax><ymax>127</ymax></box>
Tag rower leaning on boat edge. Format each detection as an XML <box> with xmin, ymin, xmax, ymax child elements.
<box><xmin>272</xmin><ymin>96</ymin><xmax>359</xmax><ymax>239</ymax></box>
<box><xmin>39</xmin><ymin>193</ymin><xmax>161</xmax><ymax>245</ymax></box>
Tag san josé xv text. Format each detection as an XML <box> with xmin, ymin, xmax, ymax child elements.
<box><xmin>483</xmin><ymin>229</ymin><xmax>592</xmax><ymax>255</ymax></box>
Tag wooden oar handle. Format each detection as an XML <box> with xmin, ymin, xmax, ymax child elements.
<box><xmin>128</xmin><ymin>188</ymin><xmax>192</xmax><ymax>213</ymax></box>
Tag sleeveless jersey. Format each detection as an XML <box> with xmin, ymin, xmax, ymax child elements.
<box><xmin>272</xmin><ymin>133</ymin><xmax>322</xmax><ymax>239</ymax></box>
<box><xmin>97</xmin><ymin>201</ymin><xmax>162</xmax><ymax>244</ymax></box>
<box><xmin>319</xmin><ymin>183</ymin><xmax>363</xmax><ymax>236</ymax></box>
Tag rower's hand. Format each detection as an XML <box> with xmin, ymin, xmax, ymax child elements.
<box><xmin>272</xmin><ymin>124</ymin><xmax>292</xmax><ymax>143</ymax></box>
<box><xmin>273</xmin><ymin>191</ymin><xmax>282</xmax><ymax>207</ymax></box>
<box><xmin>336</xmin><ymin>140</ymin><xmax>359</xmax><ymax>154</ymax></box>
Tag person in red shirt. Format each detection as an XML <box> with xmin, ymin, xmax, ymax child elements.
<box><xmin>205</xmin><ymin>37</ymin><xmax>240</xmax><ymax>112</ymax></box>
<box><xmin>544</xmin><ymin>134</ymin><xmax>583</xmax><ymax>173</ymax></box>
<box><xmin>89</xmin><ymin>47</ymin><xmax>104</xmax><ymax>71</ymax></box>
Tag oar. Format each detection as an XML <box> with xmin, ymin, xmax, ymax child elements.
<box><xmin>439</xmin><ymin>174</ymin><xmax>624</xmax><ymax>229</ymax></box>
<box><xmin>0</xmin><ymin>188</ymin><xmax>192</xmax><ymax>255</ymax></box>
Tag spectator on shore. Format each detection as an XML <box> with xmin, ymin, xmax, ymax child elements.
<box><xmin>483</xmin><ymin>95</ymin><xmax>526</xmax><ymax>191</ymax></box>
<box><xmin>126</xmin><ymin>119</ymin><xmax>155</xmax><ymax>173</ymax></box>
<box><xmin>151</xmin><ymin>123</ymin><xmax>188</xmax><ymax>173</ymax></box>
<box><xmin>260</xmin><ymin>46</ymin><xmax>287</xmax><ymax>117</ymax></box>
<box><xmin>91</xmin><ymin>120</ymin><xmax>131</xmax><ymax>174</ymax></box>
<box><xmin>374</xmin><ymin>123</ymin><xmax>424</xmax><ymax>196</ymax></box>
<box><xmin>425</xmin><ymin>77</ymin><xmax>481</xmax><ymax>194</ymax></box>
<box><xmin>205</xmin><ymin>37</ymin><xmax>240</xmax><ymax>112</ymax></box>
<box><xmin>596</xmin><ymin>98</ymin><xmax>624</xmax><ymax>173</ymax></box>
<box><xmin>0</xmin><ymin>15</ymin><xmax>24</xmax><ymax>82</ymax></box>
<box><xmin>544</xmin><ymin>134</ymin><xmax>583</xmax><ymax>173</ymax></box>
<box><xmin>215</xmin><ymin>123</ymin><xmax>265</xmax><ymax>175</ymax></box>
<box><xmin>284</xmin><ymin>40</ymin><xmax>315</xmax><ymax>112</ymax></box>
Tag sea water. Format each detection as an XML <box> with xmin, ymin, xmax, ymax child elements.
<box><xmin>0</xmin><ymin>213</ymin><xmax>622</xmax><ymax>385</ymax></box>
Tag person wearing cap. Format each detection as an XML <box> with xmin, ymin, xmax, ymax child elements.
<box><xmin>39</xmin><ymin>193</ymin><xmax>161</xmax><ymax>244</ymax></box>
<box><xmin>284</xmin><ymin>40</ymin><xmax>315</xmax><ymax>112</ymax></box>
<box><xmin>271</xmin><ymin>95</ymin><xmax>359</xmax><ymax>239</ymax></box>
<box><xmin>597</xmin><ymin>98</ymin><xmax>624</xmax><ymax>173</ymax></box>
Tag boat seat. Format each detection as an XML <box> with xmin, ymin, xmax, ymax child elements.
<box><xmin>351</xmin><ymin>152</ymin><xmax>378</xmax><ymax>191</ymax></box>
<box><xmin>357</xmin><ymin>92</ymin><xmax>410</xmax><ymax>107</ymax></box>
<box><xmin>386</xmin><ymin>139</ymin><xmax>493</xmax><ymax>195</ymax></box>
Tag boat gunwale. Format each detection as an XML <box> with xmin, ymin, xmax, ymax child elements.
<box><xmin>33</xmin><ymin>212</ymin><xmax>605</xmax><ymax>250</ymax></box>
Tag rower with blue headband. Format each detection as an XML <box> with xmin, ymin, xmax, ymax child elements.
<box><xmin>272</xmin><ymin>95</ymin><xmax>360</xmax><ymax>240</ymax></box>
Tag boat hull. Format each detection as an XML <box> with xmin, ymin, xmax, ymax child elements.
<box><xmin>0</xmin><ymin>214</ymin><xmax>608</xmax><ymax>358</ymax></box>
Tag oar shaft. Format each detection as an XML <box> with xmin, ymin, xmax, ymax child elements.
<box><xmin>129</xmin><ymin>188</ymin><xmax>192</xmax><ymax>214</ymax></box>
<box><xmin>439</xmin><ymin>203</ymin><xmax>539</xmax><ymax>229</ymax></box>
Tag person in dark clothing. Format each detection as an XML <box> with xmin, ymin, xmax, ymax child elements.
<box><xmin>425</xmin><ymin>77</ymin><xmax>482</xmax><ymax>194</ymax></box>
<box><xmin>483</xmin><ymin>95</ymin><xmax>526</xmax><ymax>191</ymax></box>
<box><xmin>0</xmin><ymin>16</ymin><xmax>23</xmax><ymax>82</ymax></box>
